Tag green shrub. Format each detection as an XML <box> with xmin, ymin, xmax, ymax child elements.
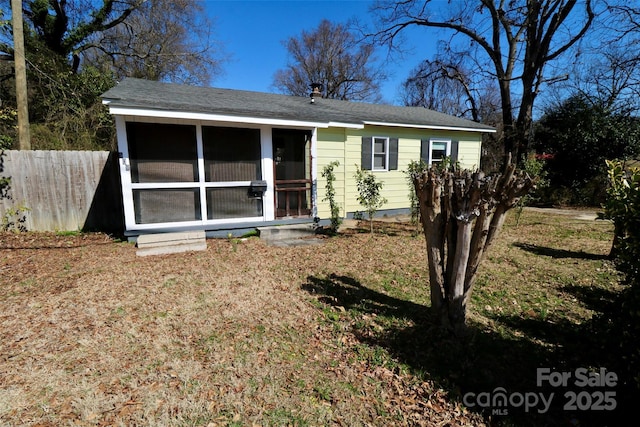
<box><xmin>354</xmin><ymin>166</ymin><xmax>387</xmax><ymax>233</ymax></box>
<box><xmin>321</xmin><ymin>161</ymin><xmax>342</xmax><ymax>234</ymax></box>
<box><xmin>599</xmin><ymin>159</ymin><xmax>640</xmax><ymax>392</ymax></box>
<box><xmin>600</xmin><ymin>160</ymin><xmax>640</xmax><ymax>272</ymax></box>
<box><xmin>405</xmin><ymin>160</ymin><xmax>427</xmax><ymax>227</ymax></box>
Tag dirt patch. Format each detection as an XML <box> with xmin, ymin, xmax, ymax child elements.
<box><xmin>525</xmin><ymin>206</ymin><xmax>599</xmax><ymax>221</ymax></box>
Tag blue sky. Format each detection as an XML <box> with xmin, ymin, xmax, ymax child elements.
<box><xmin>204</xmin><ymin>0</ymin><xmax>432</xmax><ymax>104</ymax></box>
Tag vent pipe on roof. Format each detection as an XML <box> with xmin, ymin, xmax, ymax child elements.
<box><xmin>309</xmin><ymin>82</ymin><xmax>323</xmax><ymax>104</ymax></box>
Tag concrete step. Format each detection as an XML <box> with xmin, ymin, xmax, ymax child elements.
<box><xmin>268</xmin><ymin>237</ymin><xmax>325</xmax><ymax>247</ymax></box>
<box><xmin>257</xmin><ymin>224</ymin><xmax>316</xmax><ymax>241</ymax></box>
<box><xmin>136</xmin><ymin>231</ymin><xmax>207</xmax><ymax>256</ymax></box>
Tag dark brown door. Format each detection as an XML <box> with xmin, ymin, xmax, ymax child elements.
<box><xmin>273</xmin><ymin>129</ymin><xmax>312</xmax><ymax>218</ymax></box>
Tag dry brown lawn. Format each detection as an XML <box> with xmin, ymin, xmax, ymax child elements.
<box><xmin>0</xmin><ymin>210</ymin><xmax>622</xmax><ymax>426</ymax></box>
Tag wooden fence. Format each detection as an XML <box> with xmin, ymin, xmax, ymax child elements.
<box><xmin>0</xmin><ymin>150</ymin><xmax>123</xmax><ymax>232</ymax></box>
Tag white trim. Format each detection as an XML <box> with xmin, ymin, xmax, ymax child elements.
<box><xmin>372</xmin><ymin>136</ymin><xmax>390</xmax><ymax>172</ymax></box>
<box><xmin>260</xmin><ymin>126</ymin><xmax>275</xmax><ymax>221</ymax></box>
<box><xmin>428</xmin><ymin>138</ymin><xmax>451</xmax><ymax>165</ymax></box>
<box><xmin>363</xmin><ymin>120</ymin><xmax>496</xmax><ymax>133</ymax></box>
<box><xmin>310</xmin><ymin>128</ymin><xmax>318</xmax><ymax>218</ymax></box>
<box><xmin>204</xmin><ymin>181</ymin><xmax>254</xmax><ymax>188</ymax></box>
<box><xmin>118</xmin><ymin>118</ymin><xmax>273</xmax><ymax>229</ymax></box>
<box><xmin>115</xmin><ymin>116</ymin><xmax>137</xmax><ymax>231</ymax></box>
<box><xmin>108</xmin><ymin>106</ymin><xmax>331</xmax><ymax>129</ymax></box>
<box><xmin>195</xmin><ymin>125</ymin><xmax>207</xmax><ymax>223</ymax></box>
<box><xmin>327</xmin><ymin>121</ymin><xmax>364</xmax><ymax>129</ymax></box>
<box><xmin>131</xmin><ymin>182</ymin><xmax>201</xmax><ymax>189</ymax></box>
<box><xmin>129</xmin><ymin>181</ymin><xmax>258</xmax><ymax>189</ymax></box>
<box><xmin>126</xmin><ymin>216</ymin><xmax>266</xmax><ymax>231</ymax></box>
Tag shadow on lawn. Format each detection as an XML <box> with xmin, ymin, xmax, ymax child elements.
<box><xmin>513</xmin><ymin>242</ymin><xmax>609</xmax><ymax>261</ymax></box>
<box><xmin>302</xmin><ymin>273</ymin><xmax>631</xmax><ymax>427</ymax></box>
<box><xmin>0</xmin><ymin>237</ymin><xmax>119</xmax><ymax>251</ymax></box>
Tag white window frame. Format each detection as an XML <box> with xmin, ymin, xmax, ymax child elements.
<box><xmin>428</xmin><ymin>139</ymin><xmax>451</xmax><ymax>165</ymax></box>
<box><xmin>371</xmin><ymin>136</ymin><xmax>390</xmax><ymax>171</ymax></box>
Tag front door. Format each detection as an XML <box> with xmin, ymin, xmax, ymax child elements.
<box><xmin>272</xmin><ymin>129</ymin><xmax>312</xmax><ymax>218</ymax></box>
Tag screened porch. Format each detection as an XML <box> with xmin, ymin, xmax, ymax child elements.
<box><xmin>118</xmin><ymin>120</ymin><xmax>314</xmax><ymax>232</ymax></box>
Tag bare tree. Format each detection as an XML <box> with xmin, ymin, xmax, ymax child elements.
<box><xmin>372</xmin><ymin>0</ymin><xmax>596</xmax><ymax>166</ymax></box>
<box><xmin>412</xmin><ymin>157</ymin><xmax>534</xmax><ymax>332</ymax></box>
<box><xmin>401</xmin><ymin>52</ymin><xmax>503</xmax><ymax>171</ymax></box>
<box><xmin>545</xmin><ymin>4</ymin><xmax>640</xmax><ymax>115</ymax></box>
<box><xmin>401</xmin><ymin>57</ymin><xmax>480</xmax><ymax>121</ymax></box>
<box><xmin>83</xmin><ymin>0</ymin><xmax>225</xmax><ymax>85</ymax></box>
<box><xmin>570</xmin><ymin>50</ymin><xmax>640</xmax><ymax>113</ymax></box>
<box><xmin>273</xmin><ymin>19</ymin><xmax>385</xmax><ymax>102</ymax></box>
<box><xmin>607</xmin><ymin>4</ymin><xmax>640</xmax><ymax>34</ymax></box>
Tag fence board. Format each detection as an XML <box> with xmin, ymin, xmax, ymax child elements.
<box><xmin>0</xmin><ymin>150</ymin><xmax>123</xmax><ymax>232</ymax></box>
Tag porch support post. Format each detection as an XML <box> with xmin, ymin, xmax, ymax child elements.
<box><xmin>310</xmin><ymin>128</ymin><xmax>318</xmax><ymax>219</ymax></box>
<box><xmin>115</xmin><ymin>116</ymin><xmax>136</xmax><ymax>231</ymax></box>
<box><xmin>260</xmin><ymin>126</ymin><xmax>275</xmax><ymax>221</ymax></box>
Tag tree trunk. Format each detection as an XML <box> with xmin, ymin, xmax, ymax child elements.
<box><xmin>416</xmin><ymin>170</ymin><xmax>445</xmax><ymax>313</ymax></box>
<box><xmin>12</xmin><ymin>0</ymin><xmax>31</xmax><ymax>150</ymax></box>
<box><xmin>609</xmin><ymin>222</ymin><xmax>624</xmax><ymax>259</ymax></box>
<box><xmin>447</xmin><ymin>219</ymin><xmax>473</xmax><ymax>331</ymax></box>
<box><xmin>412</xmin><ymin>160</ymin><xmax>534</xmax><ymax>334</ymax></box>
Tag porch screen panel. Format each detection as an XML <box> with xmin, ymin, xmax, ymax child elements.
<box><xmin>127</xmin><ymin>123</ymin><xmax>198</xmax><ymax>183</ymax></box>
<box><xmin>202</xmin><ymin>127</ymin><xmax>262</xmax><ymax>181</ymax></box>
<box><xmin>206</xmin><ymin>188</ymin><xmax>263</xmax><ymax>220</ymax></box>
<box><xmin>133</xmin><ymin>189</ymin><xmax>201</xmax><ymax>224</ymax></box>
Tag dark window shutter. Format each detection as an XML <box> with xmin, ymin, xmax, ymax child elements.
<box><xmin>450</xmin><ymin>140</ymin><xmax>459</xmax><ymax>163</ymax></box>
<box><xmin>420</xmin><ymin>139</ymin><xmax>429</xmax><ymax>163</ymax></box>
<box><xmin>389</xmin><ymin>138</ymin><xmax>399</xmax><ymax>170</ymax></box>
<box><xmin>361</xmin><ymin>137</ymin><xmax>372</xmax><ymax>170</ymax></box>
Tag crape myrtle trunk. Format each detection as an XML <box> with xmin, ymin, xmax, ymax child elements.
<box><xmin>412</xmin><ymin>156</ymin><xmax>534</xmax><ymax>334</ymax></box>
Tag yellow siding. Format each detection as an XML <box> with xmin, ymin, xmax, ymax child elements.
<box><xmin>315</xmin><ymin>125</ymin><xmax>483</xmax><ymax>218</ymax></box>
<box><xmin>316</xmin><ymin>128</ymin><xmax>346</xmax><ymax>219</ymax></box>
<box><xmin>457</xmin><ymin>138</ymin><xmax>482</xmax><ymax>170</ymax></box>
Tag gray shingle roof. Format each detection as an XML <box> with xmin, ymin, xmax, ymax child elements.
<box><xmin>101</xmin><ymin>78</ymin><xmax>495</xmax><ymax>132</ymax></box>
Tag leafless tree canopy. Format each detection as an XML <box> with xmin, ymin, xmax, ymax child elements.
<box><xmin>83</xmin><ymin>0</ymin><xmax>225</xmax><ymax>85</ymax></box>
<box><xmin>273</xmin><ymin>19</ymin><xmax>385</xmax><ymax>102</ymax></box>
<box><xmin>372</xmin><ymin>0</ymin><xmax>597</xmax><ymax>165</ymax></box>
<box><xmin>544</xmin><ymin>4</ymin><xmax>640</xmax><ymax>114</ymax></box>
<box><xmin>402</xmin><ymin>57</ymin><xmax>480</xmax><ymax>120</ymax></box>
<box><xmin>401</xmin><ymin>50</ymin><xmax>503</xmax><ymax>171</ymax></box>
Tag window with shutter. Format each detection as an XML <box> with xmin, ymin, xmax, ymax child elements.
<box><xmin>361</xmin><ymin>136</ymin><xmax>399</xmax><ymax>171</ymax></box>
<box><xmin>373</xmin><ymin>137</ymin><xmax>388</xmax><ymax>170</ymax></box>
<box><xmin>421</xmin><ymin>138</ymin><xmax>452</xmax><ymax>166</ymax></box>
<box><xmin>361</xmin><ymin>137</ymin><xmax>372</xmax><ymax>170</ymax></box>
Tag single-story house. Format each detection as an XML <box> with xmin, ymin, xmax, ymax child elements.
<box><xmin>101</xmin><ymin>78</ymin><xmax>495</xmax><ymax>237</ymax></box>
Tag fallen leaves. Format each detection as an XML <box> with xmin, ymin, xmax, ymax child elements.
<box><xmin>0</xmin><ymin>212</ymin><xmax>618</xmax><ymax>425</ymax></box>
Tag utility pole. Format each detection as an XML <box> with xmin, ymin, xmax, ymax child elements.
<box><xmin>11</xmin><ymin>0</ymin><xmax>30</xmax><ymax>150</ymax></box>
